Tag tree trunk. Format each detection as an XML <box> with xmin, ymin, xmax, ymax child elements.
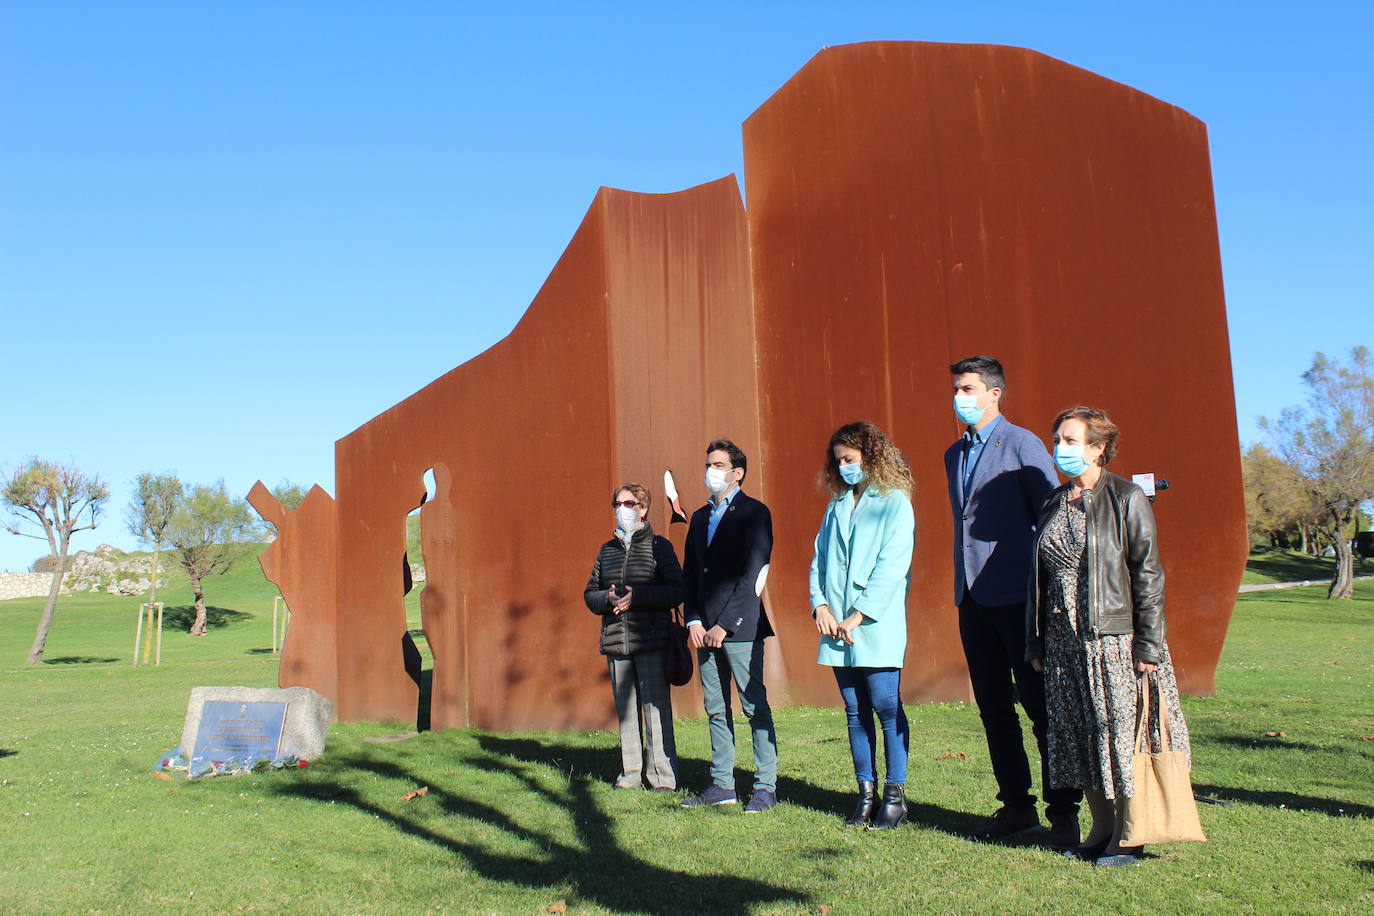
<box><xmin>189</xmin><ymin>575</ymin><xmax>208</xmax><ymax>636</ymax></box>
<box><xmin>1328</xmin><ymin>517</ymin><xmax>1356</xmax><ymax>599</ymax></box>
<box><xmin>26</xmin><ymin>541</ymin><xmax>69</xmax><ymax>664</ymax></box>
<box><xmin>150</xmin><ymin>541</ymin><xmax>161</xmax><ymax>606</ymax></box>
<box><xmin>1299</xmin><ymin>525</ymin><xmax>1310</xmax><ymax>555</ymax></box>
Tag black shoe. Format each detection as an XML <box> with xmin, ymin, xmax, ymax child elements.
<box><xmin>1046</xmin><ymin>812</ymin><xmax>1080</xmax><ymax>849</ymax></box>
<box><xmin>869</xmin><ymin>783</ymin><xmax>908</xmax><ymax>830</ymax></box>
<box><xmin>743</xmin><ymin>789</ymin><xmax>777</xmax><ymax>814</ymax></box>
<box><xmin>844</xmin><ymin>780</ymin><xmax>877</xmax><ymax>827</ymax></box>
<box><xmin>679</xmin><ymin>784</ymin><xmax>737</xmax><ymax>808</ymax></box>
<box><xmin>968</xmin><ymin>805</ymin><xmax>1041</xmax><ymax>842</ymax></box>
<box><xmin>1064</xmin><ymin>836</ymin><xmax>1110</xmax><ymax>860</ymax></box>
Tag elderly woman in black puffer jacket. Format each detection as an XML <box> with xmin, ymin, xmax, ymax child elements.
<box><xmin>584</xmin><ymin>482</ymin><xmax>684</xmax><ymax>790</ymax></box>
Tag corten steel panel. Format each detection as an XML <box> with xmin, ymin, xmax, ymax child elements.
<box><xmin>256</xmin><ymin>177</ymin><xmax>758</xmax><ymax>728</ymax></box>
<box><xmin>743</xmin><ymin>41</ymin><xmax>1244</xmax><ymax>700</ymax></box>
<box><xmin>247</xmin><ymin>482</ymin><xmax>338</xmax><ymax>701</ymax></box>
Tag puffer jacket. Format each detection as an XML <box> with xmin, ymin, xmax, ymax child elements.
<box><xmin>1026</xmin><ymin>470</ymin><xmax>1166</xmax><ymax>664</ymax></box>
<box><xmin>583</xmin><ymin>523</ymin><xmax>684</xmax><ymax>657</ymax></box>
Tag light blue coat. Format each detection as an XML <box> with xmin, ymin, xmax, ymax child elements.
<box><xmin>810</xmin><ymin>486</ymin><xmax>916</xmax><ymax>668</ymax></box>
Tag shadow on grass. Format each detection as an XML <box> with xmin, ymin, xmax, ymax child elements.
<box><xmin>1192</xmin><ymin>782</ymin><xmax>1373</xmax><ymax>818</ymax></box>
<box><xmin>44</xmin><ymin>656</ymin><xmax>119</xmax><ymax>665</ymax></box>
<box><xmin>161</xmin><ymin>606</ymin><xmax>251</xmax><ymax>631</ymax></box>
<box><xmin>479</xmin><ymin>735</ymin><xmax>981</xmax><ymax>838</ymax></box>
<box><xmin>1356</xmin><ymin>861</ymin><xmax>1374</xmax><ymax>874</ymax></box>
<box><xmin>1245</xmin><ymin>548</ymin><xmax>1336</xmax><ymax>583</ymax></box>
<box><xmin>1206</xmin><ymin>734</ymin><xmax>1325</xmax><ymax>753</ymax></box>
<box><xmin>272</xmin><ymin>750</ymin><xmax>808</xmax><ymax>915</ymax></box>
<box><xmin>0</xmin><ymin>749</ymin><xmax>15</xmax><ymax>759</ymax></box>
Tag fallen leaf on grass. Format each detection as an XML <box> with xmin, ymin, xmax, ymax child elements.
<box><xmin>815</xmin><ymin>906</ymin><xmax>832</xmax><ymax>914</ymax></box>
<box><xmin>546</xmin><ymin>901</ymin><xmax>567</xmax><ymax>914</ymax></box>
<box><xmin>152</xmin><ymin>771</ymin><xmax>175</xmax><ymax>781</ymax></box>
<box><xmin>401</xmin><ymin>786</ymin><xmax>429</xmax><ymax>802</ymax></box>
<box><xmin>1361</xmin><ymin>735</ymin><xmax>1374</xmax><ymax>741</ymax></box>
<box><xmin>1264</xmin><ymin>732</ymin><xmax>1288</xmax><ymax>738</ymax></box>
<box><xmin>935</xmin><ymin>752</ymin><xmax>968</xmax><ymax>760</ymax></box>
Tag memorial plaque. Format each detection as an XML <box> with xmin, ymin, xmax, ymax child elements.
<box><xmin>191</xmin><ymin>700</ymin><xmax>288</xmax><ymax>763</ymax></box>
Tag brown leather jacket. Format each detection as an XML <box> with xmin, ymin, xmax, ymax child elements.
<box><xmin>1025</xmin><ymin>470</ymin><xmax>1166</xmax><ymax>665</ymax></box>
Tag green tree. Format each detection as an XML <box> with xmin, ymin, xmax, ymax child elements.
<box><xmin>1262</xmin><ymin>346</ymin><xmax>1374</xmax><ymax>598</ymax></box>
<box><xmin>125</xmin><ymin>472</ymin><xmax>184</xmax><ymax>606</ymax></box>
<box><xmin>270</xmin><ymin>480</ymin><xmax>309</xmax><ymax>512</ymax></box>
<box><xmin>2</xmin><ymin>459</ymin><xmax>110</xmax><ymax>664</ymax></box>
<box><xmin>165</xmin><ymin>481</ymin><xmax>259</xmax><ymax>636</ymax></box>
<box><xmin>1241</xmin><ymin>444</ymin><xmax>1320</xmax><ymax>549</ymax></box>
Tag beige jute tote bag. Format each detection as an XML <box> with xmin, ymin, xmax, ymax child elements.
<box><xmin>1120</xmin><ymin>673</ymin><xmax>1206</xmax><ymax>846</ymax></box>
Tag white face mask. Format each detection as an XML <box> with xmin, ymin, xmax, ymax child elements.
<box><xmin>615</xmin><ymin>506</ymin><xmax>641</xmax><ymax>532</ymax></box>
<box><xmin>704</xmin><ymin>466</ymin><xmax>731</xmax><ymax>495</ymax></box>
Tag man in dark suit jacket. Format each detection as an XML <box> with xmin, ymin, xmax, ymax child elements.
<box><xmin>945</xmin><ymin>356</ymin><xmax>1081</xmax><ymax>848</ymax></box>
<box><xmin>679</xmin><ymin>439</ymin><xmax>778</xmax><ymax>813</ymax></box>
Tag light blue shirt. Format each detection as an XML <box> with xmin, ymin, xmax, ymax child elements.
<box><xmin>962</xmin><ymin>414</ymin><xmax>1004</xmax><ymax>494</ymax></box>
<box><xmin>706</xmin><ymin>486</ymin><xmax>740</xmax><ymax>545</ymax></box>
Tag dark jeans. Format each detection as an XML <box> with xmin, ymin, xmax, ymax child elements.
<box><xmin>958</xmin><ymin>596</ymin><xmax>1080</xmax><ymax>818</ymax></box>
<box><xmin>833</xmin><ymin>666</ymin><xmax>909</xmax><ymax>784</ymax></box>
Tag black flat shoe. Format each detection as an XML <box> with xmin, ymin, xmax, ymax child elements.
<box><xmin>1064</xmin><ymin>837</ymin><xmax>1110</xmax><ymax>860</ymax></box>
<box><xmin>844</xmin><ymin>780</ymin><xmax>877</xmax><ymax>827</ymax></box>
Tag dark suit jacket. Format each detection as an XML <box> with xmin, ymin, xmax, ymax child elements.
<box><xmin>943</xmin><ymin>417</ymin><xmax>1057</xmax><ymax>607</ymax></box>
<box><xmin>682</xmin><ymin>489</ymin><xmax>774</xmax><ymax>642</ymax></box>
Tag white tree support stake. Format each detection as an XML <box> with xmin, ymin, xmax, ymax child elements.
<box><xmin>272</xmin><ymin>596</ymin><xmax>290</xmax><ymax>654</ymax></box>
<box><xmin>133</xmin><ymin>602</ymin><xmax>164</xmax><ymax>666</ymax></box>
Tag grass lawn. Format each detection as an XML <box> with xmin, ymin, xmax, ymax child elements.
<box><xmin>1241</xmin><ymin>546</ymin><xmax>1373</xmax><ymax>585</ymax></box>
<box><xmin>1</xmin><ymin>558</ymin><xmax>1371</xmax><ymax>914</ymax></box>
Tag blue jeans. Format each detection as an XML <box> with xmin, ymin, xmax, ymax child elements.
<box><xmin>698</xmin><ymin>640</ymin><xmax>778</xmax><ymax>793</ymax></box>
<box><xmin>833</xmin><ymin>666</ymin><xmax>909</xmax><ymax>784</ymax></box>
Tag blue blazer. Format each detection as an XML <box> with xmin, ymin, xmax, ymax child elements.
<box><xmin>943</xmin><ymin>417</ymin><xmax>1057</xmax><ymax>607</ymax></box>
<box><xmin>809</xmin><ymin>486</ymin><xmax>915</xmax><ymax>668</ymax></box>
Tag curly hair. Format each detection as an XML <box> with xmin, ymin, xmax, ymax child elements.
<box><xmin>1050</xmin><ymin>406</ymin><xmax>1120</xmax><ymax>467</ymax></box>
<box><xmin>821</xmin><ymin>421</ymin><xmax>914</xmax><ymax>497</ymax></box>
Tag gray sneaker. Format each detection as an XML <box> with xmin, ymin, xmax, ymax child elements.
<box><xmin>680</xmin><ymin>784</ymin><xmax>737</xmax><ymax>808</ymax></box>
<box><xmin>743</xmin><ymin>789</ymin><xmax>778</xmax><ymax>814</ymax></box>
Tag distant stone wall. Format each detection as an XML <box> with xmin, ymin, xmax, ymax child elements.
<box><xmin>0</xmin><ymin>572</ymin><xmax>55</xmax><ymax>601</ymax></box>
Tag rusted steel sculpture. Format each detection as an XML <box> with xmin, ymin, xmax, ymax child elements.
<box><xmin>252</xmin><ymin>41</ymin><xmax>1246</xmax><ymax>729</ymax></box>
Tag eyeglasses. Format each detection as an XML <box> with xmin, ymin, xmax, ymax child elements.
<box><xmin>612</xmin><ymin>500</ymin><xmax>641</xmax><ymax>508</ymax></box>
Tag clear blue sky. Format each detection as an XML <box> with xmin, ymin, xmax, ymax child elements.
<box><xmin>2</xmin><ymin>2</ymin><xmax>1370</xmax><ymax>570</ymax></box>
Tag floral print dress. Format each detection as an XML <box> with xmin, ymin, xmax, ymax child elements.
<box><xmin>1040</xmin><ymin>496</ymin><xmax>1190</xmax><ymax>799</ymax></box>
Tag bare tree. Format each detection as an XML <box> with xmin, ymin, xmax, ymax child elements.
<box><xmin>1262</xmin><ymin>346</ymin><xmax>1374</xmax><ymax>598</ymax></box>
<box><xmin>165</xmin><ymin>481</ymin><xmax>259</xmax><ymax>636</ymax></box>
<box><xmin>2</xmin><ymin>459</ymin><xmax>110</xmax><ymax>664</ymax></box>
<box><xmin>126</xmin><ymin>472</ymin><xmax>184</xmax><ymax>606</ymax></box>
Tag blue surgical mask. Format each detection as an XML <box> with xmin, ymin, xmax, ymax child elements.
<box><xmin>1054</xmin><ymin>444</ymin><xmax>1090</xmax><ymax>477</ymax></box>
<box><xmin>954</xmin><ymin>393</ymin><xmax>985</xmax><ymax>426</ymax></box>
<box><xmin>838</xmin><ymin>462</ymin><xmax>866</xmax><ymax>486</ymax></box>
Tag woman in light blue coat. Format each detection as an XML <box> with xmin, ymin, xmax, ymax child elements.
<box><xmin>810</xmin><ymin>421</ymin><xmax>916</xmax><ymax>829</ymax></box>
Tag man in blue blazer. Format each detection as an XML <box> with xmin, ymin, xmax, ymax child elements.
<box><xmin>680</xmin><ymin>439</ymin><xmax>778</xmax><ymax>813</ymax></box>
<box><xmin>944</xmin><ymin>356</ymin><xmax>1081</xmax><ymax>847</ymax></box>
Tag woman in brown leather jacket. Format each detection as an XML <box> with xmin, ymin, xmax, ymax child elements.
<box><xmin>1026</xmin><ymin>407</ymin><xmax>1191</xmax><ymax>867</ymax></box>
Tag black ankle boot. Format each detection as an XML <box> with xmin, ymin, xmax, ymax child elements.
<box><xmin>869</xmin><ymin>782</ymin><xmax>908</xmax><ymax>830</ymax></box>
<box><xmin>844</xmin><ymin>780</ymin><xmax>877</xmax><ymax>827</ymax></box>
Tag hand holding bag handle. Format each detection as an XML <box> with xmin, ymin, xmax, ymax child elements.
<box><xmin>1120</xmin><ymin>673</ymin><xmax>1206</xmax><ymax>846</ymax></box>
